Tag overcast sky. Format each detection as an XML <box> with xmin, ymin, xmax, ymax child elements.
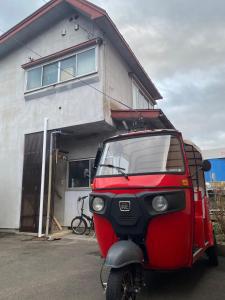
<box><xmin>0</xmin><ymin>0</ymin><xmax>224</xmax><ymax>149</ymax></box>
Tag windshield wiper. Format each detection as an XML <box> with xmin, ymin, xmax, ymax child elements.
<box><xmin>100</xmin><ymin>164</ymin><xmax>129</xmax><ymax>180</ymax></box>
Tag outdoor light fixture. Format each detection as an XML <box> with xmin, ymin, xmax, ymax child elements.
<box><xmin>92</xmin><ymin>197</ymin><xmax>105</xmax><ymax>212</ymax></box>
<box><xmin>74</xmin><ymin>24</ymin><xmax>79</xmax><ymax>31</ymax></box>
<box><xmin>152</xmin><ymin>195</ymin><xmax>168</xmax><ymax>212</ymax></box>
<box><xmin>61</xmin><ymin>28</ymin><xmax>66</xmax><ymax>36</ymax></box>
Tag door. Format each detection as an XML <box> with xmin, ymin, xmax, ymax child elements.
<box><xmin>20</xmin><ymin>132</ymin><xmax>50</xmax><ymax>232</ymax></box>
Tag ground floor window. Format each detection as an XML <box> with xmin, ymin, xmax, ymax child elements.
<box><xmin>68</xmin><ymin>159</ymin><xmax>94</xmax><ymax>188</ymax></box>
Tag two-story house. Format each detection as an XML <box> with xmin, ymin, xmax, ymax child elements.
<box><xmin>0</xmin><ymin>0</ymin><xmax>174</xmax><ymax>233</ymax></box>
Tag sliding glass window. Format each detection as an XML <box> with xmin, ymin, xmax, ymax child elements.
<box><xmin>26</xmin><ymin>47</ymin><xmax>97</xmax><ymax>91</ymax></box>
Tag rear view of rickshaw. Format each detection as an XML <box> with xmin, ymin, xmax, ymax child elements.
<box><xmin>89</xmin><ymin>129</ymin><xmax>218</xmax><ymax>300</ymax></box>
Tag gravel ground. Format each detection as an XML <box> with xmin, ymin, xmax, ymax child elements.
<box><xmin>0</xmin><ymin>233</ymin><xmax>224</xmax><ymax>300</ymax></box>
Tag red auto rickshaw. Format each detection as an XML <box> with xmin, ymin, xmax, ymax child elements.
<box><xmin>89</xmin><ymin>129</ymin><xmax>218</xmax><ymax>300</ymax></box>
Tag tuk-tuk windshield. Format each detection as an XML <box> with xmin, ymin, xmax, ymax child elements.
<box><xmin>97</xmin><ymin>134</ymin><xmax>185</xmax><ymax>176</ymax></box>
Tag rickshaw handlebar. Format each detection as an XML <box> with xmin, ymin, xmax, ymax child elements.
<box><xmin>78</xmin><ymin>195</ymin><xmax>88</xmax><ymax>202</ymax></box>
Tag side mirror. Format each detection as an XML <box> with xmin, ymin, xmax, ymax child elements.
<box><xmin>202</xmin><ymin>160</ymin><xmax>211</xmax><ymax>172</ymax></box>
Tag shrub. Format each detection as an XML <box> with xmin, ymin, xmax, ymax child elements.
<box><xmin>214</xmin><ymin>190</ymin><xmax>225</xmax><ymax>242</ymax></box>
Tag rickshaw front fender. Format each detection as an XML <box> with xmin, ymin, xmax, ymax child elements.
<box><xmin>105</xmin><ymin>240</ymin><xmax>144</xmax><ymax>268</ymax></box>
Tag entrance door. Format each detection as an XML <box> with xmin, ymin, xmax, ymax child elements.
<box><xmin>20</xmin><ymin>132</ymin><xmax>50</xmax><ymax>232</ymax></box>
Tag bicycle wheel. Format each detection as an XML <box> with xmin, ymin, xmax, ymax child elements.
<box><xmin>85</xmin><ymin>219</ymin><xmax>94</xmax><ymax>235</ymax></box>
<box><xmin>71</xmin><ymin>217</ymin><xmax>87</xmax><ymax>235</ymax></box>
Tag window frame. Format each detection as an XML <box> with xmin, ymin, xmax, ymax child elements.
<box><xmin>96</xmin><ymin>133</ymin><xmax>186</xmax><ymax>178</ymax></box>
<box><xmin>67</xmin><ymin>158</ymin><xmax>95</xmax><ymax>190</ymax></box>
<box><xmin>25</xmin><ymin>46</ymin><xmax>98</xmax><ymax>93</ymax></box>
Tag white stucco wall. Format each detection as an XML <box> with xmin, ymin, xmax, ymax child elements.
<box><xmin>0</xmin><ymin>13</ymin><xmax>106</xmax><ymax>229</ymax></box>
<box><xmin>0</xmin><ymin>10</ymin><xmax>143</xmax><ymax>230</ymax></box>
<box><xmin>104</xmin><ymin>38</ymin><xmax>133</xmax><ymax>110</ymax></box>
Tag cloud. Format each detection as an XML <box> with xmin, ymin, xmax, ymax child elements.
<box><xmin>158</xmin><ymin>66</ymin><xmax>225</xmax><ymax>149</ymax></box>
<box><xmin>1</xmin><ymin>0</ymin><xmax>225</xmax><ymax>149</ymax></box>
<box><xmin>93</xmin><ymin>0</ymin><xmax>225</xmax><ymax>149</ymax></box>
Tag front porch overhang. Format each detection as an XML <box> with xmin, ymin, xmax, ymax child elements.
<box><xmin>111</xmin><ymin>109</ymin><xmax>175</xmax><ymax>131</ymax></box>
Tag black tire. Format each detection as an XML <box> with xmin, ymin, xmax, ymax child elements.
<box><xmin>206</xmin><ymin>234</ymin><xmax>219</xmax><ymax>266</ymax></box>
<box><xmin>106</xmin><ymin>267</ymin><xmax>136</xmax><ymax>300</ymax></box>
<box><xmin>71</xmin><ymin>217</ymin><xmax>87</xmax><ymax>235</ymax></box>
<box><xmin>85</xmin><ymin>219</ymin><xmax>95</xmax><ymax>236</ymax></box>
<box><xmin>85</xmin><ymin>225</ymin><xmax>91</xmax><ymax>235</ymax></box>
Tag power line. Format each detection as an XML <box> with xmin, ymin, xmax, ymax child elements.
<box><xmin>0</xmin><ymin>24</ymin><xmax>132</xmax><ymax>110</ymax></box>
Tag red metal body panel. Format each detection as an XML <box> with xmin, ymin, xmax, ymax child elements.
<box><xmin>145</xmin><ymin>189</ymin><xmax>194</xmax><ymax>269</ymax></box>
<box><xmin>93</xmin><ymin>174</ymin><xmax>191</xmax><ymax>191</ymax></box>
<box><xmin>94</xmin><ymin>214</ymin><xmax>118</xmax><ymax>257</ymax></box>
<box><xmin>93</xmin><ymin>174</ymin><xmax>195</xmax><ymax>269</ymax></box>
<box><xmin>194</xmin><ymin>191</ymin><xmax>206</xmax><ymax>249</ymax></box>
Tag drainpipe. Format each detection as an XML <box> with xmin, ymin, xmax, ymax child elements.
<box><xmin>45</xmin><ymin>132</ymin><xmax>54</xmax><ymax>237</ymax></box>
<box><xmin>38</xmin><ymin>117</ymin><xmax>48</xmax><ymax>238</ymax></box>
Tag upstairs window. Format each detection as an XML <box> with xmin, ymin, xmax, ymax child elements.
<box><xmin>43</xmin><ymin>62</ymin><xmax>58</xmax><ymax>86</ymax></box>
<box><xmin>26</xmin><ymin>47</ymin><xmax>97</xmax><ymax>91</ymax></box>
<box><xmin>77</xmin><ymin>48</ymin><xmax>96</xmax><ymax>76</ymax></box>
<box><xmin>60</xmin><ymin>56</ymin><xmax>76</xmax><ymax>81</ymax></box>
<box><xmin>26</xmin><ymin>67</ymin><xmax>42</xmax><ymax>90</ymax></box>
<box><xmin>132</xmin><ymin>81</ymin><xmax>153</xmax><ymax>109</ymax></box>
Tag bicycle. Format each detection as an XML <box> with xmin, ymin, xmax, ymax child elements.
<box><xmin>71</xmin><ymin>195</ymin><xmax>94</xmax><ymax>235</ymax></box>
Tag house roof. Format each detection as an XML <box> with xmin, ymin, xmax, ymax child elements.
<box><xmin>0</xmin><ymin>0</ymin><xmax>162</xmax><ymax>101</ymax></box>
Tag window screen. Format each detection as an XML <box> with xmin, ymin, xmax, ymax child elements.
<box><xmin>26</xmin><ymin>67</ymin><xmax>42</xmax><ymax>90</ymax></box>
<box><xmin>60</xmin><ymin>56</ymin><xmax>76</xmax><ymax>81</ymax></box>
<box><xmin>42</xmin><ymin>62</ymin><xmax>58</xmax><ymax>86</ymax></box>
<box><xmin>77</xmin><ymin>48</ymin><xmax>96</xmax><ymax>76</ymax></box>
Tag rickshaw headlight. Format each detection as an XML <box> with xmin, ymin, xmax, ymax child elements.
<box><xmin>152</xmin><ymin>196</ymin><xmax>168</xmax><ymax>212</ymax></box>
<box><xmin>92</xmin><ymin>197</ymin><xmax>105</xmax><ymax>212</ymax></box>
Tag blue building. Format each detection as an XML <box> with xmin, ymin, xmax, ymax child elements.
<box><xmin>203</xmin><ymin>148</ymin><xmax>225</xmax><ymax>183</ymax></box>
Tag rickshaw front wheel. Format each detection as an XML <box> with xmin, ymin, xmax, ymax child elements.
<box><xmin>106</xmin><ymin>267</ymin><xmax>136</xmax><ymax>300</ymax></box>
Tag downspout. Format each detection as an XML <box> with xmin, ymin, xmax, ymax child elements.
<box><xmin>102</xmin><ymin>35</ymin><xmax>111</xmax><ymax>124</ymax></box>
<box><xmin>38</xmin><ymin>117</ymin><xmax>48</xmax><ymax>238</ymax></box>
<box><xmin>45</xmin><ymin>131</ymin><xmax>54</xmax><ymax>237</ymax></box>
